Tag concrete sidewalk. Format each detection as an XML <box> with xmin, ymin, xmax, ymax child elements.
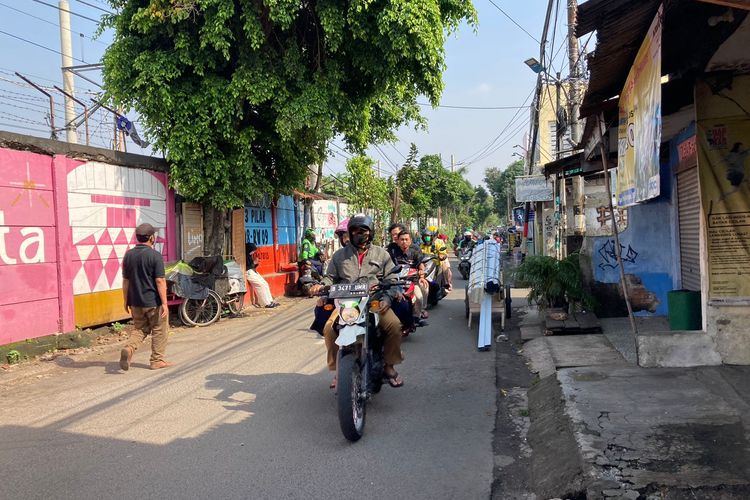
<box><xmin>518</xmin><ymin>305</ymin><xmax>750</xmax><ymax>500</ymax></box>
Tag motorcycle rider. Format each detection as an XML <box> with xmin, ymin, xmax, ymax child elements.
<box><xmin>334</xmin><ymin>218</ymin><xmax>350</xmax><ymax>247</ymax></box>
<box><xmin>386</xmin><ymin>222</ymin><xmax>406</xmax><ymax>258</ymax></box>
<box><xmin>420</xmin><ymin>227</ymin><xmax>452</xmax><ymax>291</ymax></box>
<box><xmin>392</xmin><ymin>230</ymin><xmax>430</xmax><ymax>324</ymax></box>
<box><xmin>310</xmin><ymin>214</ymin><xmax>405</xmax><ymax>389</ymax></box>
<box><xmin>300</xmin><ymin>228</ymin><xmax>324</xmax><ymax>276</ymax></box>
<box><xmin>458</xmin><ymin>230</ymin><xmax>476</xmax><ymax>252</ymax></box>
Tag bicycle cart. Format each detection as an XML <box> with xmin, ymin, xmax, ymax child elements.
<box><xmin>166</xmin><ymin>257</ymin><xmax>246</xmax><ymax>327</ymax></box>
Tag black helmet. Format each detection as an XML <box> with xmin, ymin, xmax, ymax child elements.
<box><xmin>348</xmin><ymin>213</ymin><xmax>374</xmax><ymax>245</ymax></box>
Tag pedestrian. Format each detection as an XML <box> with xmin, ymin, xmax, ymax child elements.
<box><xmin>119</xmin><ymin>223</ymin><xmax>172</xmax><ymax>371</ymax></box>
<box><xmin>246</xmin><ymin>242</ymin><xmax>279</xmax><ymax>308</ymax></box>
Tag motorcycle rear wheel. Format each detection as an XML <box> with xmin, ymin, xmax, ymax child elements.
<box><xmin>337</xmin><ymin>352</ymin><xmax>366</xmax><ymax>442</ymax></box>
<box><xmin>179</xmin><ymin>291</ymin><xmax>221</xmax><ymax>327</ymax></box>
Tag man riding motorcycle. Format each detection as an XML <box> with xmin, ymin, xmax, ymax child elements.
<box><xmin>300</xmin><ymin>228</ymin><xmax>324</xmax><ymax>276</ymax></box>
<box><xmin>393</xmin><ymin>230</ymin><xmax>430</xmax><ymax>321</ymax></box>
<box><xmin>458</xmin><ymin>230</ymin><xmax>476</xmax><ymax>252</ymax></box>
<box><xmin>420</xmin><ymin>228</ymin><xmax>452</xmax><ymax>291</ymax></box>
<box><xmin>310</xmin><ymin>214</ymin><xmax>405</xmax><ymax>389</ymax></box>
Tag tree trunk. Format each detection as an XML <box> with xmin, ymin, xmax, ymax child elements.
<box><xmin>203</xmin><ymin>205</ymin><xmax>229</xmax><ymax>257</ymax></box>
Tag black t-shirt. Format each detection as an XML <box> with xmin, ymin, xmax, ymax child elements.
<box><xmin>390</xmin><ymin>244</ymin><xmax>425</xmax><ymax>268</ymax></box>
<box><xmin>122</xmin><ymin>244</ymin><xmax>165</xmax><ymax>307</ymax></box>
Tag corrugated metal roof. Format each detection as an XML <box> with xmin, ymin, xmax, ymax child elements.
<box><xmin>578</xmin><ymin>0</ymin><xmax>661</xmax><ymax>117</ymax></box>
<box><xmin>577</xmin><ymin>0</ymin><xmax>748</xmax><ymax>118</ymax></box>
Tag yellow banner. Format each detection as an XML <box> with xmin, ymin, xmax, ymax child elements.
<box><xmin>696</xmin><ymin>75</ymin><xmax>750</xmax><ymax>300</ymax></box>
<box><xmin>616</xmin><ymin>5</ymin><xmax>662</xmax><ymax>207</ymax></box>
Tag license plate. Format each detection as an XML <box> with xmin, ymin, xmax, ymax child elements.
<box><xmin>328</xmin><ymin>282</ymin><xmax>369</xmax><ymax>298</ymax></box>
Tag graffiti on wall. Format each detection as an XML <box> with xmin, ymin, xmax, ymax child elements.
<box><xmin>585</xmin><ymin>190</ymin><xmax>628</xmax><ymax>236</ymax></box>
<box><xmin>598</xmin><ymin>239</ymin><xmax>639</xmax><ymax>270</ymax></box>
<box><xmin>68</xmin><ymin>161</ymin><xmax>168</xmax><ymax>295</ymax></box>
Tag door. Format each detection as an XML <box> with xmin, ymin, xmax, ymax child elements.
<box><xmin>676</xmin><ymin>165</ymin><xmax>701</xmax><ymax>291</ymax></box>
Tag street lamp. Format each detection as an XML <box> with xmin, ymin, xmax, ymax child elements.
<box><xmin>524</xmin><ymin>57</ymin><xmax>543</xmax><ymax>74</ymax></box>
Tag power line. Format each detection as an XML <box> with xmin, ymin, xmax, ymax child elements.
<box><xmin>486</xmin><ymin>0</ymin><xmax>540</xmax><ymax>44</ymax></box>
<box><xmin>418</xmin><ymin>102</ymin><xmax>531</xmax><ymax>110</ymax></box>
<box><xmin>0</xmin><ymin>29</ymin><xmax>88</xmax><ymax>64</ymax></box>
<box><xmin>74</xmin><ymin>0</ymin><xmax>113</xmax><ymax>14</ymax></box>
<box><xmin>0</xmin><ymin>2</ymin><xmax>109</xmax><ymax>46</ymax></box>
<box><xmin>456</xmin><ymin>86</ymin><xmax>535</xmax><ymax>165</ymax></box>
<box><xmin>0</xmin><ymin>121</ymin><xmax>50</xmax><ymax>133</ymax></box>
<box><xmin>389</xmin><ymin>143</ymin><xmax>407</xmax><ymax>161</ymax></box>
<box><xmin>31</xmin><ymin>0</ymin><xmax>101</xmax><ymax>24</ymax></box>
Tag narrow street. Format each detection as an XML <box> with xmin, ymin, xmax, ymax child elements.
<box><xmin>0</xmin><ymin>281</ymin><xmax>499</xmax><ymax>499</ymax></box>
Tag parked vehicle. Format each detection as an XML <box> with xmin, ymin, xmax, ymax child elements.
<box><xmin>458</xmin><ymin>247</ymin><xmax>472</xmax><ymax>280</ymax></box>
<box><xmin>393</xmin><ymin>266</ymin><xmax>423</xmax><ymax>337</ymax></box>
<box><xmin>318</xmin><ymin>272</ymin><xmax>407</xmax><ymax>442</ymax></box>
<box><xmin>168</xmin><ymin>258</ymin><xmax>246</xmax><ymax>327</ymax></box>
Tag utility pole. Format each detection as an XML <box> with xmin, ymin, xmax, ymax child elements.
<box><xmin>568</xmin><ymin>0</ymin><xmax>586</xmax><ymax>237</ymax></box>
<box><xmin>450</xmin><ymin>154</ymin><xmax>455</xmax><ymax>173</ymax></box>
<box><xmin>377</xmin><ymin>160</ymin><xmax>381</xmax><ymax>178</ymax></box>
<box><xmin>59</xmin><ymin>0</ymin><xmax>77</xmax><ymax>143</ymax></box>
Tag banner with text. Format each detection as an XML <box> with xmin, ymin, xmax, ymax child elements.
<box><xmin>616</xmin><ymin>5</ymin><xmax>662</xmax><ymax>207</ymax></box>
<box><xmin>696</xmin><ymin>75</ymin><xmax>750</xmax><ymax>301</ymax></box>
<box><xmin>515</xmin><ymin>175</ymin><xmax>553</xmax><ymax>202</ymax></box>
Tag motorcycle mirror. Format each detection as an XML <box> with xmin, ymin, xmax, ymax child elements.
<box><xmin>420</xmin><ymin>256</ymin><xmax>433</xmax><ymax>264</ymax></box>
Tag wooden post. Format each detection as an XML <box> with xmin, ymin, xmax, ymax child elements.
<box><xmin>596</xmin><ymin>116</ymin><xmax>639</xmax><ymax>349</ymax></box>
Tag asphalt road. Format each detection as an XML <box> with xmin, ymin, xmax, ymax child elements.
<box><xmin>0</xmin><ymin>281</ymin><xmax>496</xmax><ymax>499</ymax></box>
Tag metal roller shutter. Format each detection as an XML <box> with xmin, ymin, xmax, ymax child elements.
<box><xmin>676</xmin><ymin>166</ymin><xmax>701</xmax><ymax>291</ymax></box>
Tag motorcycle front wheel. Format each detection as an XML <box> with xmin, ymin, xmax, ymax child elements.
<box><xmin>337</xmin><ymin>351</ymin><xmax>366</xmax><ymax>442</ymax></box>
<box><xmin>179</xmin><ymin>290</ymin><xmax>222</xmax><ymax>327</ymax></box>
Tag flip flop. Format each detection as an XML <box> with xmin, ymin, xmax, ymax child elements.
<box><xmin>383</xmin><ymin>372</ymin><xmax>404</xmax><ymax>388</ymax></box>
<box><xmin>329</xmin><ymin>377</ymin><xmax>337</xmax><ymax>389</ymax></box>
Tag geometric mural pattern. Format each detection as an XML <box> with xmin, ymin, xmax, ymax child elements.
<box><xmin>67</xmin><ymin>161</ymin><xmax>168</xmax><ymax>295</ymax></box>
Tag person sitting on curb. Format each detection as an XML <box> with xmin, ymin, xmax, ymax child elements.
<box><xmin>246</xmin><ymin>243</ymin><xmax>279</xmax><ymax>308</ymax></box>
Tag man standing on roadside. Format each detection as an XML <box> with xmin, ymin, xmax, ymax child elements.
<box><xmin>119</xmin><ymin>223</ymin><xmax>172</xmax><ymax>371</ymax></box>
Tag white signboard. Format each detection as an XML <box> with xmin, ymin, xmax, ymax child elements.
<box><xmin>515</xmin><ymin>175</ymin><xmax>553</xmax><ymax>202</ymax></box>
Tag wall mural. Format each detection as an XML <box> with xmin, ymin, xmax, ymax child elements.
<box><xmin>67</xmin><ymin>161</ymin><xmax>168</xmax><ymax>295</ymax></box>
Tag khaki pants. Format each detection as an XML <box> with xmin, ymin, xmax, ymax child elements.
<box><xmin>413</xmin><ymin>283</ymin><xmax>428</xmax><ymax>316</ymax></box>
<box><xmin>323</xmin><ymin>308</ymin><xmax>403</xmax><ymax>371</ymax></box>
<box><xmin>127</xmin><ymin>306</ymin><xmax>168</xmax><ymax>363</ymax></box>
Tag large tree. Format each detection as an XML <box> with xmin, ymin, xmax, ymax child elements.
<box><xmin>484</xmin><ymin>159</ymin><xmax>524</xmax><ymax>222</ymax></box>
<box><xmin>102</xmin><ymin>0</ymin><xmax>476</xmax><ymax>251</ymax></box>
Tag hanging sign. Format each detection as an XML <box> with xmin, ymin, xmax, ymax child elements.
<box><xmin>616</xmin><ymin>5</ymin><xmax>663</xmax><ymax>207</ymax></box>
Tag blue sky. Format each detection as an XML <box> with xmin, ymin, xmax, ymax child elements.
<box><xmin>0</xmin><ymin>1</ymin><xmax>571</xmax><ymax>186</ymax></box>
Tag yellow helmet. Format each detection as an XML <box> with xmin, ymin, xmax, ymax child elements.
<box><xmin>427</xmin><ymin>225</ymin><xmax>438</xmax><ymax>233</ymax></box>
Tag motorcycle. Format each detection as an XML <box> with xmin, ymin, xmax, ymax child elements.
<box><xmin>392</xmin><ymin>266</ymin><xmax>424</xmax><ymax>337</ymax></box>
<box><xmin>318</xmin><ymin>271</ymin><xmax>407</xmax><ymax>442</ymax></box>
<box><xmin>458</xmin><ymin>247</ymin><xmax>472</xmax><ymax>280</ymax></box>
<box><xmin>423</xmin><ymin>258</ymin><xmax>447</xmax><ymax>307</ymax></box>
<box><xmin>297</xmin><ymin>252</ymin><xmax>326</xmax><ymax>296</ymax></box>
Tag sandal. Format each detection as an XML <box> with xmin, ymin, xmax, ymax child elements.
<box><xmin>383</xmin><ymin>371</ymin><xmax>404</xmax><ymax>388</ymax></box>
<box><xmin>329</xmin><ymin>377</ymin><xmax>337</xmax><ymax>389</ymax></box>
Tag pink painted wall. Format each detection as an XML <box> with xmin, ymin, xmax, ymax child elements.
<box><xmin>0</xmin><ymin>148</ymin><xmax>61</xmax><ymax>344</ymax></box>
<box><xmin>0</xmin><ymin>146</ymin><xmax>175</xmax><ymax>345</ymax></box>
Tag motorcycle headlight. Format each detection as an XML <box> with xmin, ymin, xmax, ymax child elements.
<box><xmin>339</xmin><ymin>304</ymin><xmax>361</xmax><ymax>325</ymax></box>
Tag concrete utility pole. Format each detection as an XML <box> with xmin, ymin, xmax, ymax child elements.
<box><xmin>59</xmin><ymin>0</ymin><xmax>77</xmax><ymax>143</ymax></box>
<box><xmin>377</xmin><ymin>160</ymin><xmax>381</xmax><ymax>178</ymax></box>
<box><xmin>450</xmin><ymin>154</ymin><xmax>455</xmax><ymax>173</ymax></box>
<box><xmin>568</xmin><ymin>0</ymin><xmax>586</xmax><ymax>236</ymax></box>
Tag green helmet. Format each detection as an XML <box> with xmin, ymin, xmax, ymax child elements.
<box><xmin>304</xmin><ymin>228</ymin><xmax>315</xmax><ymax>239</ymax></box>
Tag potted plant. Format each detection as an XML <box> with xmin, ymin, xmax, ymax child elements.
<box><xmin>512</xmin><ymin>252</ymin><xmax>594</xmax><ymax>313</ymax></box>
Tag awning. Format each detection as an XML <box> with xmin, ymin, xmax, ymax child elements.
<box><xmin>576</xmin><ymin>0</ymin><xmax>747</xmax><ymax>117</ymax></box>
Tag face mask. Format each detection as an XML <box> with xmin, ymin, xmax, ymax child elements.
<box><xmin>424</xmin><ymin>236</ymin><xmax>432</xmax><ymax>244</ymax></box>
<box><xmin>351</xmin><ymin>233</ymin><xmax>368</xmax><ymax>247</ymax></box>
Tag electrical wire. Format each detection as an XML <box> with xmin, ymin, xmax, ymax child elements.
<box><xmin>0</xmin><ymin>2</ymin><xmax>109</xmax><ymax>46</ymax></box>
<box><xmin>74</xmin><ymin>0</ymin><xmax>113</xmax><ymax>14</ymax></box>
<box><xmin>31</xmin><ymin>0</ymin><xmax>101</xmax><ymax>23</ymax></box>
<box><xmin>486</xmin><ymin>0</ymin><xmax>540</xmax><ymax>44</ymax></box>
<box><xmin>0</xmin><ymin>29</ymin><xmax>88</xmax><ymax>64</ymax></box>
<box><xmin>0</xmin><ymin>121</ymin><xmax>50</xmax><ymax>133</ymax></box>
<box><xmin>389</xmin><ymin>143</ymin><xmax>407</xmax><ymax>161</ymax></box>
<box><xmin>418</xmin><ymin>102</ymin><xmax>531</xmax><ymax>110</ymax></box>
<box><xmin>455</xmin><ymin>85</ymin><xmax>535</xmax><ymax>166</ymax></box>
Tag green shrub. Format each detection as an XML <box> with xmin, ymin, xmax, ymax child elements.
<box><xmin>512</xmin><ymin>252</ymin><xmax>594</xmax><ymax>311</ymax></box>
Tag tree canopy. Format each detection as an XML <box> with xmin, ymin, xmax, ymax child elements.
<box><xmin>102</xmin><ymin>0</ymin><xmax>476</xmax><ymax>208</ymax></box>
<box><xmin>484</xmin><ymin>159</ymin><xmax>525</xmax><ymax>222</ymax></box>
